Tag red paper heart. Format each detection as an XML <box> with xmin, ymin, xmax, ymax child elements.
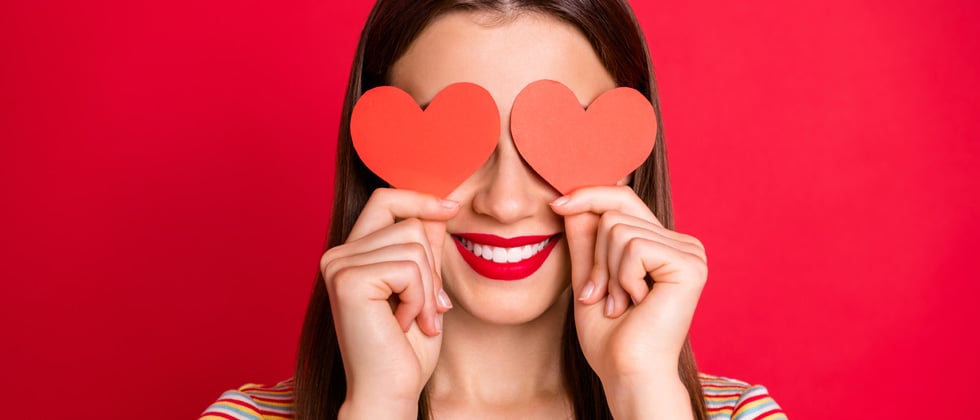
<box><xmin>350</xmin><ymin>82</ymin><xmax>500</xmax><ymax>197</ymax></box>
<box><xmin>511</xmin><ymin>79</ymin><xmax>658</xmax><ymax>194</ymax></box>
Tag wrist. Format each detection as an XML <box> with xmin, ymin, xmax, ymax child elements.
<box><xmin>339</xmin><ymin>396</ymin><xmax>418</xmax><ymax>420</ymax></box>
<box><xmin>603</xmin><ymin>374</ymin><xmax>693</xmax><ymax>420</ymax></box>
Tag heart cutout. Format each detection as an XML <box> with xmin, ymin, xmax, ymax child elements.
<box><xmin>350</xmin><ymin>82</ymin><xmax>500</xmax><ymax>197</ymax></box>
<box><xmin>511</xmin><ymin>79</ymin><xmax>658</xmax><ymax>194</ymax></box>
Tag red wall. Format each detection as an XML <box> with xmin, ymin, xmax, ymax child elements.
<box><xmin>2</xmin><ymin>0</ymin><xmax>977</xmax><ymax>418</ymax></box>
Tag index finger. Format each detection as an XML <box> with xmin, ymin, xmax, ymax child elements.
<box><xmin>563</xmin><ymin>212</ymin><xmax>600</xmax><ymax>296</ymax></box>
<box><xmin>549</xmin><ymin>185</ymin><xmax>663</xmax><ymax>228</ymax></box>
<box><xmin>348</xmin><ymin>188</ymin><xmax>460</xmax><ymax>242</ymax></box>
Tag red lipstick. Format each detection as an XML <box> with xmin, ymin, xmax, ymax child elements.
<box><xmin>452</xmin><ymin>233</ymin><xmax>561</xmax><ymax>281</ymax></box>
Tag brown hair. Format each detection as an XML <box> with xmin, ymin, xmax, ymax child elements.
<box><xmin>295</xmin><ymin>0</ymin><xmax>707</xmax><ymax>418</ymax></box>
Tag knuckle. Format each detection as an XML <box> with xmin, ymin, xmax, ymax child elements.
<box><xmin>364</xmin><ymin>189</ymin><xmax>383</xmax><ymax>207</ymax></box>
<box><xmin>321</xmin><ymin>247</ymin><xmax>346</xmax><ymax>278</ymax></box>
<box><xmin>367</xmin><ymin>187</ymin><xmax>393</xmax><ymax>202</ymax></box>
<box><xmin>319</xmin><ymin>250</ymin><xmax>333</xmax><ymax>273</ymax></box>
<box><xmin>599</xmin><ymin>211</ymin><xmax>622</xmax><ymax>231</ymax></box>
<box><xmin>406</xmin><ymin>242</ymin><xmax>429</xmax><ymax>262</ymax></box>
<box><xmin>683</xmin><ymin>253</ymin><xmax>709</xmax><ymax>281</ymax></box>
<box><xmin>609</xmin><ymin>222</ymin><xmax>628</xmax><ymax>238</ymax></box>
<box><xmin>681</xmin><ymin>251</ymin><xmax>700</xmax><ymax>265</ymax></box>
<box><xmin>322</xmin><ymin>257</ymin><xmax>342</xmax><ymax>281</ymax></box>
<box><xmin>623</xmin><ymin>236</ymin><xmax>647</xmax><ymax>255</ymax></box>
<box><xmin>394</xmin><ymin>259</ymin><xmax>422</xmax><ymax>279</ymax></box>
<box><xmin>330</xmin><ymin>266</ymin><xmax>359</xmax><ymax>299</ymax></box>
<box><xmin>688</xmin><ymin>236</ymin><xmax>706</xmax><ymax>252</ymax></box>
<box><xmin>400</xmin><ymin>217</ymin><xmax>424</xmax><ymax>231</ymax></box>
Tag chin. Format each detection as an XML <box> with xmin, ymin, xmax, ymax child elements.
<box><xmin>442</xmin><ymin>239</ymin><xmax>572</xmax><ymax>326</ymax></box>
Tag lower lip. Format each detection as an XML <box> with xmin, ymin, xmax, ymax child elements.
<box><xmin>452</xmin><ymin>235</ymin><xmax>560</xmax><ymax>281</ymax></box>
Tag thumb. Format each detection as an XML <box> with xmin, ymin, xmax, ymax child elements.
<box><xmin>563</xmin><ymin>212</ymin><xmax>599</xmax><ymax>296</ymax></box>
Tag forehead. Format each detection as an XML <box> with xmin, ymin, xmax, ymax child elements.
<box><xmin>389</xmin><ymin>11</ymin><xmax>616</xmax><ymax>109</ymax></box>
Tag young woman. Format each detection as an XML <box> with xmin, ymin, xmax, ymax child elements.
<box><xmin>202</xmin><ymin>1</ymin><xmax>786</xmax><ymax>419</ymax></box>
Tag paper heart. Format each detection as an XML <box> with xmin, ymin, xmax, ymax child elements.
<box><xmin>350</xmin><ymin>82</ymin><xmax>500</xmax><ymax>197</ymax></box>
<box><xmin>510</xmin><ymin>79</ymin><xmax>658</xmax><ymax>194</ymax></box>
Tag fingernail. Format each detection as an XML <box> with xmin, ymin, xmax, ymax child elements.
<box><xmin>579</xmin><ymin>281</ymin><xmax>596</xmax><ymax>301</ymax></box>
<box><xmin>550</xmin><ymin>196</ymin><xmax>570</xmax><ymax>207</ymax></box>
<box><xmin>440</xmin><ymin>199</ymin><xmax>459</xmax><ymax>209</ymax></box>
<box><xmin>437</xmin><ymin>289</ymin><xmax>453</xmax><ymax>309</ymax></box>
<box><xmin>604</xmin><ymin>296</ymin><xmax>615</xmax><ymax>317</ymax></box>
<box><xmin>435</xmin><ymin>314</ymin><xmax>443</xmax><ymax>333</ymax></box>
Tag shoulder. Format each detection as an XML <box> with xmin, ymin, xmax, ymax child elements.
<box><xmin>699</xmin><ymin>372</ymin><xmax>787</xmax><ymax>420</ymax></box>
<box><xmin>199</xmin><ymin>378</ymin><xmax>296</xmax><ymax>420</ymax></box>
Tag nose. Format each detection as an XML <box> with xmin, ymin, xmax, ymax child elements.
<box><xmin>470</xmin><ymin>136</ymin><xmax>546</xmax><ymax>225</ymax></box>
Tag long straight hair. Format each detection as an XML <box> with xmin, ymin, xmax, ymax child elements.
<box><xmin>295</xmin><ymin>1</ymin><xmax>707</xmax><ymax>418</ymax></box>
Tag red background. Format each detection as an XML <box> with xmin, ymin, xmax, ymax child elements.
<box><xmin>2</xmin><ymin>0</ymin><xmax>978</xmax><ymax>418</ymax></box>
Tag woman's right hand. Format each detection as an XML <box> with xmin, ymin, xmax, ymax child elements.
<box><xmin>320</xmin><ymin>188</ymin><xmax>459</xmax><ymax>419</ymax></box>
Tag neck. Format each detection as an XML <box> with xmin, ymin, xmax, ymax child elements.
<box><xmin>427</xmin><ymin>289</ymin><xmax>571</xmax><ymax>407</ymax></box>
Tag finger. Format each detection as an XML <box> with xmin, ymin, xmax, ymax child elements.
<box><xmin>604</xmin><ymin>223</ymin><xmax>705</xmax><ymax>293</ymax></box>
<box><xmin>581</xmin><ymin>211</ymin><xmax>648</xmax><ymax>305</ymax></box>
<box><xmin>551</xmin><ymin>186</ymin><xmax>709</xmax><ymax>258</ymax></box>
<box><xmin>323</xmin><ymin>242</ymin><xmax>442</xmax><ymax>336</ymax></box>
<box><xmin>348</xmin><ymin>188</ymin><xmax>460</xmax><ymax>242</ymax></box>
<box><xmin>624</xmin><ymin>239</ymin><xmax>707</xmax><ymax>337</ymax></box>
<box><xmin>350</xmin><ymin>216</ymin><xmax>447</xmax><ymax>325</ymax></box>
<box><xmin>563</xmin><ymin>212</ymin><xmax>600</xmax><ymax>297</ymax></box>
<box><xmin>619</xmin><ymin>236</ymin><xmax>706</xmax><ymax>297</ymax></box>
<box><xmin>422</xmin><ymin>220</ymin><xmax>450</xmax><ymax>313</ymax></box>
<box><xmin>604</xmin><ymin>261</ymin><xmax>632</xmax><ymax>318</ymax></box>
<box><xmin>550</xmin><ymin>185</ymin><xmax>662</xmax><ymax>228</ymax></box>
<box><xmin>616</xmin><ymin>238</ymin><xmax>655</xmax><ymax>306</ymax></box>
<box><xmin>336</xmin><ymin>217</ymin><xmax>451</xmax><ymax>314</ymax></box>
<box><xmin>323</xmin><ymin>218</ymin><xmax>432</xmax><ymax>271</ymax></box>
<box><xmin>598</xmin><ymin>209</ymin><xmax>706</xmax><ymax>254</ymax></box>
<box><xmin>328</xmin><ymin>259</ymin><xmax>426</xmax><ymax>334</ymax></box>
<box><xmin>604</xmin><ymin>223</ymin><xmax>650</xmax><ymax>315</ymax></box>
<box><xmin>609</xmin><ymin>237</ymin><xmax>675</xmax><ymax>318</ymax></box>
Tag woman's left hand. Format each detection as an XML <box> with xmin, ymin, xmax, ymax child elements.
<box><xmin>550</xmin><ymin>185</ymin><xmax>707</xmax><ymax>417</ymax></box>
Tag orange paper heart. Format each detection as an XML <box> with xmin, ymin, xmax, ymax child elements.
<box><xmin>350</xmin><ymin>82</ymin><xmax>500</xmax><ymax>197</ymax></box>
<box><xmin>511</xmin><ymin>79</ymin><xmax>658</xmax><ymax>194</ymax></box>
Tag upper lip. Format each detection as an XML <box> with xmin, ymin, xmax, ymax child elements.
<box><xmin>454</xmin><ymin>233</ymin><xmax>559</xmax><ymax>247</ymax></box>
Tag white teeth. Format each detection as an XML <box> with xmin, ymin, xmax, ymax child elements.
<box><xmin>492</xmin><ymin>247</ymin><xmax>507</xmax><ymax>263</ymax></box>
<box><xmin>459</xmin><ymin>236</ymin><xmax>552</xmax><ymax>264</ymax></box>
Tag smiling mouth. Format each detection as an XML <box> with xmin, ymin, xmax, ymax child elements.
<box><xmin>456</xmin><ymin>235</ymin><xmax>553</xmax><ymax>263</ymax></box>
<box><xmin>451</xmin><ymin>233</ymin><xmax>561</xmax><ymax>281</ymax></box>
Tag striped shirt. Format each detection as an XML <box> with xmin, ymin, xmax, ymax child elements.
<box><xmin>200</xmin><ymin>372</ymin><xmax>785</xmax><ymax>419</ymax></box>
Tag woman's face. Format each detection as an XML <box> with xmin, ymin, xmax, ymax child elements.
<box><xmin>390</xmin><ymin>11</ymin><xmax>617</xmax><ymax>324</ymax></box>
